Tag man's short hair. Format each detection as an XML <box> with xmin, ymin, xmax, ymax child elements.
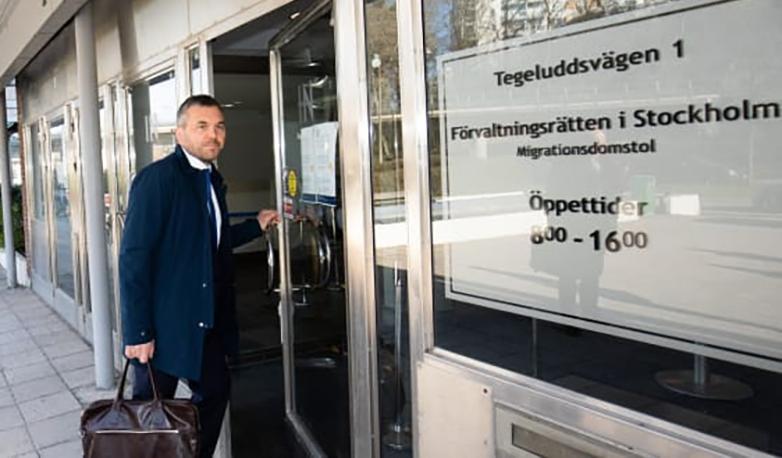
<box><xmin>176</xmin><ymin>95</ymin><xmax>224</xmax><ymax>127</ymax></box>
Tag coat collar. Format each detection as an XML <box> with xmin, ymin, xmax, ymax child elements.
<box><xmin>174</xmin><ymin>145</ymin><xmax>199</xmax><ymax>174</ymax></box>
<box><xmin>174</xmin><ymin>145</ymin><xmax>224</xmax><ymax>186</ymax></box>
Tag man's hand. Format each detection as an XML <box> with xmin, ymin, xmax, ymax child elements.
<box><xmin>257</xmin><ymin>209</ymin><xmax>280</xmax><ymax>231</ymax></box>
<box><xmin>125</xmin><ymin>341</ymin><xmax>155</xmax><ymax>363</ymax></box>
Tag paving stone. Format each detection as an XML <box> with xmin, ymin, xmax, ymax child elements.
<box><xmin>26</xmin><ymin>322</ymin><xmax>69</xmax><ymax>338</ymax></box>
<box><xmin>73</xmin><ymin>385</ymin><xmax>117</xmax><ymax>407</ymax></box>
<box><xmin>0</xmin><ymin>337</ymin><xmax>39</xmax><ymax>357</ymax></box>
<box><xmin>0</xmin><ymin>315</ymin><xmax>21</xmax><ymax>328</ymax></box>
<box><xmin>18</xmin><ymin>391</ymin><xmax>80</xmax><ymax>423</ymax></box>
<box><xmin>10</xmin><ymin>376</ymin><xmax>67</xmax><ymax>403</ymax></box>
<box><xmin>50</xmin><ymin>351</ymin><xmax>93</xmax><ymax>373</ymax></box>
<box><xmin>14</xmin><ymin>452</ymin><xmax>40</xmax><ymax>458</ymax></box>
<box><xmin>41</xmin><ymin>339</ymin><xmax>89</xmax><ymax>359</ymax></box>
<box><xmin>13</xmin><ymin>311</ymin><xmax>52</xmax><ymax>325</ymax></box>
<box><xmin>19</xmin><ymin>315</ymin><xmax>61</xmax><ymax>330</ymax></box>
<box><xmin>0</xmin><ymin>348</ymin><xmax>47</xmax><ymax>370</ymax></box>
<box><xmin>0</xmin><ymin>387</ymin><xmax>13</xmax><ymax>407</ymax></box>
<box><xmin>0</xmin><ymin>405</ymin><xmax>24</xmax><ymax>431</ymax></box>
<box><xmin>26</xmin><ymin>324</ymin><xmax>56</xmax><ymax>338</ymax></box>
<box><xmin>14</xmin><ymin>313</ymin><xmax>54</xmax><ymax>327</ymax></box>
<box><xmin>0</xmin><ymin>329</ymin><xmax>31</xmax><ymax>345</ymax></box>
<box><xmin>0</xmin><ymin>318</ymin><xmax>20</xmax><ymax>334</ymax></box>
<box><xmin>4</xmin><ymin>362</ymin><xmax>56</xmax><ymax>386</ymax></box>
<box><xmin>0</xmin><ymin>426</ymin><xmax>35</xmax><ymax>456</ymax></box>
<box><xmin>8</xmin><ymin>299</ymin><xmax>46</xmax><ymax>310</ymax></box>
<box><xmin>32</xmin><ymin>329</ymin><xmax>82</xmax><ymax>349</ymax></box>
<box><xmin>61</xmin><ymin>366</ymin><xmax>95</xmax><ymax>390</ymax></box>
<box><xmin>13</xmin><ymin>304</ymin><xmax>53</xmax><ymax>318</ymax></box>
<box><xmin>9</xmin><ymin>304</ymin><xmax>48</xmax><ymax>315</ymax></box>
<box><xmin>38</xmin><ymin>439</ymin><xmax>82</xmax><ymax>458</ymax></box>
<box><xmin>27</xmin><ymin>410</ymin><xmax>81</xmax><ymax>450</ymax></box>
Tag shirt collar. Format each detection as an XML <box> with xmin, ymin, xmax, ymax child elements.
<box><xmin>181</xmin><ymin>146</ymin><xmax>212</xmax><ymax>171</ymax></box>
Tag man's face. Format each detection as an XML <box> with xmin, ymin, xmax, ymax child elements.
<box><xmin>175</xmin><ymin>105</ymin><xmax>226</xmax><ymax>162</ymax></box>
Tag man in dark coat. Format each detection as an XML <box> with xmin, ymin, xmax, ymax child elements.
<box><xmin>120</xmin><ymin>94</ymin><xmax>278</xmax><ymax>457</ymax></box>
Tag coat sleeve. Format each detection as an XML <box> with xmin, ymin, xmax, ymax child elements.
<box><xmin>230</xmin><ymin>219</ymin><xmax>263</xmax><ymax>249</ymax></box>
<box><xmin>119</xmin><ymin>167</ymin><xmax>169</xmax><ymax>346</ymax></box>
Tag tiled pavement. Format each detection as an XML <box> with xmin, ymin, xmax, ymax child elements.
<box><xmin>0</xmin><ymin>278</ymin><xmax>119</xmax><ymax>457</ymax></box>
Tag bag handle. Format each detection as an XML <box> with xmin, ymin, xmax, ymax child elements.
<box><xmin>115</xmin><ymin>358</ymin><xmax>161</xmax><ymax>404</ymax></box>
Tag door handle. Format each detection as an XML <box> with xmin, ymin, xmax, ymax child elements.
<box><xmin>315</xmin><ymin>228</ymin><xmax>331</xmax><ymax>289</ymax></box>
<box><xmin>265</xmin><ymin>231</ymin><xmax>277</xmax><ymax>295</ymax></box>
<box><xmin>116</xmin><ymin>210</ymin><xmax>126</xmax><ymax>233</ymax></box>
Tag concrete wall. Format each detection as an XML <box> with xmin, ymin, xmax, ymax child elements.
<box><xmin>14</xmin><ymin>0</ymin><xmax>294</xmax><ymax>121</ymax></box>
<box><xmin>17</xmin><ymin>22</ymin><xmax>78</xmax><ymax>122</ymax></box>
<box><xmin>0</xmin><ymin>0</ymin><xmax>88</xmax><ymax>85</ymax></box>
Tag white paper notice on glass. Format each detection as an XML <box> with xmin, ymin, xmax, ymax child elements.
<box><xmin>300</xmin><ymin>122</ymin><xmax>339</xmax><ymax>205</ymax></box>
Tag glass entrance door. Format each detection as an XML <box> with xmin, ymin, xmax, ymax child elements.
<box><xmin>270</xmin><ymin>2</ymin><xmax>350</xmax><ymax>456</ymax></box>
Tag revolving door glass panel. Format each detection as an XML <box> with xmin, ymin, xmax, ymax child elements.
<box><xmin>274</xmin><ymin>5</ymin><xmax>350</xmax><ymax>456</ymax></box>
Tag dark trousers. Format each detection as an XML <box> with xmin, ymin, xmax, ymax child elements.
<box><xmin>132</xmin><ymin>331</ymin><xmax>230</xmax><ymax>458</ymax></box>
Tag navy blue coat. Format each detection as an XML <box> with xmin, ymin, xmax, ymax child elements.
<box><xmin>119</xmin><ymin>146</ymin><xmax>261</xmax><ymax>381</ymax></box>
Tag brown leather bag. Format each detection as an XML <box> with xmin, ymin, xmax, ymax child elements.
<box><xmin>80</xmin><ymin>359</ymin><xmax>200</xmax><ymax>458</ymax></box>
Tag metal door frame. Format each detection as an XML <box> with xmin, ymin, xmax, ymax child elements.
<box><xmin>269</xmin><ymin>0</ymin><xmax>380</xmax><ymax>456</ymax></box>
<box><xmin>63</xmin><ymin>102</ymin><xmax>88</xmax><ymax>324</ymax></box>
<box><xmin>98</xmin><ymin>82</ymin><xmax>128</xmax><ymax>369</ymax></box>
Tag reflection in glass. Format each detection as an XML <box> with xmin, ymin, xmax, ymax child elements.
<box><xmin>131</xmin><ymin>71</ymin><xmax>177</xmax><ymax>172</ymax></box>
<box><xmin>49</xmin><ymin>118</ymin><xmax>75</xmax><ymax>298</ymax></box>
<box><xmin>5</xmin><ymin>86</ymin><xmax>17</xmax><ymax>124</ymax></box>
<box><xmin>98</xmin><ymin>98</ymin><xmax>116</xmax><ymax>316</ymax></box>
<box><xmin>8</xmin><ymin>132</ymin><xmax>21</xmax><ymax>186</ymax></box>
<box><xmin>30</xmin><ymin>123</ymin><xmax>51</xmax><ymax>281</ymax></box>
<box><xmin>114</xmin><ymin>87</ymin><xmax>132</xmax><ymax>211</ymax></box>
<box><xmin>277</xmin><ymin>7</ymin><xmax>350</xmax><ymax>456</ymax></box>
<box><xmin>424</xmin><ymin>0</ymin><xmax>782</xmax><ymax>454</ymax></box>
<box><xmin>190</xmin><ymin>48</ymin><xmax>203</xmax><ymax>95</ymax></box>
<box><xmin>365</xmin><ymin>0</ymin><xmax>412</xmax><ymax>455</ymax></box>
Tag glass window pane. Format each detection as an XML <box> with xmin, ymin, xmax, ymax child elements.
<box><xmin>50</xmin><ymin>117</ymin><xmax>75</xmax><ymax>298</ymax></box>
<box><xmin>131</xmin><ymin>70</ymin><xmax>177</xmax><ymax>172</ymax></box>
<box><xmin>277</xmin><ymin>8</ymin><xmax>349</xmax><ymax>456</ymax></box>
<box><xmin>30</xmin><ymin>123</ymin><xmax>51</xmax><ymax>281</ymax></box>
<box><xmin>98</xmin><ymin>97</ymin><xmax>116</xmax><ymax>317</ymax></box>
<box><xmin>190</xmin><ymin>48</ymin><xmax>203</xmax><ymax>95</ymax></box>
<box><xmin>365</xmin><ymin>1</ymin><xmax>412</xmax><ymax>456</ymax></box>
<box><xmin>5</xmin><ymin>86</ymin><xmax>17</xmax><ymax>124</ymax></box>
<box><xmin>9</xmin><ymin>132</ymin><xmax>21</xmax><ymax>186</ymax></box>
<box><xmin>423</xmin><ymin>0</ymin><xmax>782</xmax><ymax>454</ymax></box>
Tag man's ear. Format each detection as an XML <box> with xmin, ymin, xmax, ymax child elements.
<box><xmin>175</xmin><ymin>126</ymin><xmax>184</xmax><ymax>144</ymax></box>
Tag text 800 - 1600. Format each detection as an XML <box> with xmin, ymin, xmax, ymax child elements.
<box><xmin>530</xmin><ymin>226</ymin><xmax>648</xmax><ymax>253</ymax></box>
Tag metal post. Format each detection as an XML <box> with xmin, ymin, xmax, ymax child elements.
<box><xmin>531</xmin><ymin>318</ymin><xmax>539</xmax><ymax>378</ymax></box>
<box><xmin>75</xmin><ymin>2</ymin><xmax>114</xmax><ymax>389</ymax></box>
<box><xmin>383</xmin><ymin>262</ymin><xmax>411</xmax><ymax>450</ymax></box>
<box><xmin>0</xmin><ymin>90</ymin><xmax>16</xmax><ymax>287</ymax></box>
<box><xmin>693</xmin><ymin>354</ymin><xmax>708</xmax><ymax>389</ymax></box>
<box><xmin>656</xmin><ymin>352</ymin><xmax>753</xmax><ymax>401</ymax></box>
